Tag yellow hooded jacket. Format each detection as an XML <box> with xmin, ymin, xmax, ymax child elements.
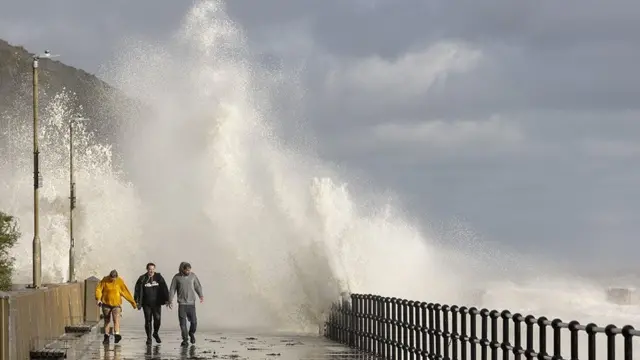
<box><xmin>95</xmin><ymin>276</ymin><xmax>137</xmax><ymax>308</ymax></box>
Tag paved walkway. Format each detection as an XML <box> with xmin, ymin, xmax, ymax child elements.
<box><xmin>59</xmin><ymin>328</ymin><xmax>375</xmax><ymax>360</ymax></box>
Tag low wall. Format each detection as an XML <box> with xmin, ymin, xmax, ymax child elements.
<box><xmin>0</xmin><ymin>277</ymin><xmax>100</xmax><ymax>360</ymax></box>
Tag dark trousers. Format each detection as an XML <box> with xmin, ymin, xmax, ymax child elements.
<box><xmin>142</xmin><ymin>305</ymin><xmax>162</xmax><ymax>337</ymax></box>
<box><xmin>178</xmin><ymin>304</ymin><xmax>197</xmax><ymax>340</ymax></box>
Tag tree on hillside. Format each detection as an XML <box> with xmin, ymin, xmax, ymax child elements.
<box><xmin>0</xmin><ymin>211</ymin><xmax>19</xmax><ymax>291</ymax></box>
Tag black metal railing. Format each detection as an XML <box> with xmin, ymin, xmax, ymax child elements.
<box><xmin>324</xmin><ymin>293</ymin><xmax>640</xmax><ymax>360</ymax></box>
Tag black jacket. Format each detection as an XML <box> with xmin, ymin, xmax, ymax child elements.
<box><xmin>134</xmin><ymin>272</ymin><xmax>170</xmax><ymax>307</ymax></box>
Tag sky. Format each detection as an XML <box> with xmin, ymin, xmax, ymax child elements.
<box><xmin>1</xmin><ymin>0</ymin><xmax>640</xmax><ymax>270</ymax></box>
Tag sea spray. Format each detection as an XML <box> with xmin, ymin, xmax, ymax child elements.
<box><xmin>0</xmin><ymin>87</ymin><xmax>144</xmax><ymax>284</ymax></box>
<box><xmin>1</xmin><ymin>4</ymin><xmax>639</xmax><ymax>356</ymax></box>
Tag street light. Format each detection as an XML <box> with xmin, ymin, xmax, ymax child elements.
<box><xmin>68</xmin><ymin>117</ymin><xmax>88</xmax><ymax>283</ymax></box>
<box><xmin>31</xmin><ymin>50</ymin><xmax>59</xmax><ymax>289</ymax></box>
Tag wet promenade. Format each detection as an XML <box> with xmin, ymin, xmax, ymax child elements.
<box><xmin>53</xmin><ymin>326</ymin><xmax>375</xmax><ymax>360</ymax></box>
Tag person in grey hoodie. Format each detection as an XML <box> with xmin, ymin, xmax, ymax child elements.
<box><xmin>168</xmin><ymin>262</ymin><xmax>204</xmax><ymax>346</ymax></box>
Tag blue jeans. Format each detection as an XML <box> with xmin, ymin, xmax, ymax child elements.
<box><xmin>178</xmin><ymin>304</ymin><xmax>197</xmax><ymax>341</ymax></box>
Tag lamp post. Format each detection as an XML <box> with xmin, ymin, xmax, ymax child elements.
<box><xmin>31</xmin><ymin>50</ymin><xmax>59</xmax><ymax>289</ymax></box>
<box><xmin>68</xmin><ymin>117</ymin><xmax>88</xmax><ymax>283</ymax></box>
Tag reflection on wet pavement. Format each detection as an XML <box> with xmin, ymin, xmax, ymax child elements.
<box><xmin>70</xmin><ymin>328</ymin><xmax>376</xmax><ymax>359</ymax></box>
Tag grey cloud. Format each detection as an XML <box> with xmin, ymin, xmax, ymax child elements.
<box><xmin>227</xmin><ymin>1</ymin><xmax>640</xmax><ymax>266</ymax></box>
<box><xmin>0</xmin><ymin>0</ymin><xmax>192</xmax><ymax>72</ymax></box>
<box><xmin>2</xmin><ymin>0</ymin><xmax>640</xmax><ymax>267</ymax></box>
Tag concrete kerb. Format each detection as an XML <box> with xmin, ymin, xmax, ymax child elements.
<box><xmin>36</xmin><ymin>320</ymin><xmax>103</xmax><ymax>359</ymax></box>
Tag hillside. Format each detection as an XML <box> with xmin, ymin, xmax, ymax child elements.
<box><xmin>0</xmin><ymin>38</ymin><xmax>141</xmax><ymax>153</ymax></box>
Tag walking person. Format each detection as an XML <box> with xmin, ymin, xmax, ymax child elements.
<box><xmin>134</xmin><ymin>262</ymin><xmax>170</xmax><ymax>345</ymax></box>
<box><xmin>168</xmin><ymin>262</ymin><xmax>204</xmax><ymax>346</ymax></box>
<box><xmin>95</xmin><ymin>269</ymin><xmax>137</xmax><ymax>344</ymax></box>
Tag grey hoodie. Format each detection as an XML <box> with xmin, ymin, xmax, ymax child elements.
<box><xmin>169</xmin><ymin>268</ymin><xmax>203</xmax><ymax>305</ymax></box>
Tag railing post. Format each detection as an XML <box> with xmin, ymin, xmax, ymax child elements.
<box><xmin>513</xmin><ymin>313</ymin><xmax>524</xmax><ymax>360</ymax></box>
<box><xmin>490</xmin><ymin>310</ymin><xmax>499</xmax><ymax>360</ymax></box>
<box><xmin>429</xmin><ymin>304</ymin><xmax>437</xmax><ymax>358</ymax></box>
<box><xmin>442</xmin><ymin>305</ymin><xmax>450</xmax><ymax>359</ymax></box>
<box><xmin>338</xmin><ymin>300</ymin><xmax>342</xmax><ymax>342</ymax></box>
<box><xmin>341</xmin><ymin>299</ymin><xmax>351</xmax><ymax>345</ymax></box>
<box><xmin>469</xmin><ymin>307</ymin><xmax>479</xmax><ymax>360</ymax></box>
<box><xmin>402</xmin><ymin>299</ymin><xmax>409</xmax><ymax>359</ymax></box>
<box><xmin>408</xmin><ymin>300</ymin><xmax>415</xmax><ymax>360</ymax></box>
<box><xmin>501</xmin><ymin>310</ymin><xmax>512</xmax><ymax>360</ymax></box>
<box><xmin>397</xmin><ymin>298</ymin><xmax>402</xmax><ymax>359</ymax></box>
<box><xmin>413</xmin><ymin>301</ymin><xmax>421</xmax><ymax>360</ymax></box>
<box><xmin>376</xmin><ymin>296</ymin><xmax>383</xmax><ymax>356</ymax></box>
<box><xmin>331</xmin><ymin>304</ymin><xmax>340</xmax><ymax>342</ymax></box>
<box><xmin>347</xmin><ymin>295</ymin><xmax>352</xmax><ymax>345</ymax></box>
<box><xmin>335</xmin><ymin>301</ymin><xmax>340</xmax><ymax>342</ymax></box>
<box><xmin>524</xmin><ymin>315</ymin><xmax>536</xmax><ymax>360</ymax></box>
<box><xmin>337</xmin><ymin>301</ymin><xmax>341</xmax><ymax>342</ymax></box>
<box><xmin>366</xmin><ymin>294</ymin><xmax>372</xmax><ymax>353</ymax></box>
<box><xmin>374</xmin><ymin>296</ymin><xmax>380</xmax><ymax>356</ymax></box>
<box><xmin>451</xmin><ymin>305</ymin><xmax>459</xmax><ymax>360</ymax></box>
<box><xmin>360</xmin><ymin>294</ymin><xmax>366</xmax><ymax>350</ymax></box>
<box><xmin>434</xmin><ymin>304</ymin><xmax>442</xmax><ymax>360</ymax></box>
<box><xmin>352</xmin><ymin>294</ymin><xmax>359</xmax><ymax>348</ymax></box>
<box><xmin>341</xmin><ymin>300</ymin><xmax>345</xmax><ymax>343</ymax></box>
<box><xmin>605</xmin><ymin>324</ymin><xmax>617</xmax><ymax>360</ymax></box>
<box><xmin>83</xmin><ymin>276</ymin><xmax>100</xmax><ymax>324</ymax></box>
<box><xmin>371</xmin><ymin>295</ymin><xmax>380</xmax><ymax>355</ymax></box>
<box><xmin>335</xmin><ymin>302</ymin><xmax>340</xmax><ymax>342</ymax></box>
<box><xmin>479</xmin><ymin>309</ymin><xmax>489</xmax><ymax>360</ymax></box>
<box><xmin>537</xmin><ymin>317</ymin><xmax>549</xmax><ymax>360</ymax></box>
<box><xmin>360</xmin><ymin>294</ymin><xmax>369</xmax><ymax>351</ymax></box>
<box><xmin>586</xmin><ymin>323</ymin><xmax>597</xmax><ymax>360</ymax></box>
<box><xmin>337</xmin><ymin>301</ymin><xmax>342</xmax><ymax>343</ymax></box>
<box><xmin>392</xmin><ymin>298</ymin><xmax>399</xmax><ymax>357</ymax></box>
<box><xmin>460</xmin><ymin>307</ymin><xmax>469</xmax><ymax>360</ymax></box>
<box><xmin>421</xmin><ymin>302</ymin><xmax>428</xmax><ymax>360</ymax></box>
<box><xmin>360</xmin><ymin>294</ymin><xmax>366</xmax><ymax>349</ymax></box>
<box><xmin>551</xmin><ymin>318</ymin><xmax>563</xmax><ymax>360</ymax></box>
<box><xmin>343</xmin><ymin>293</ymin><xmax>351</xmax><ymax>346</ymax></box>
<box><xmin>386</xmin><ymin>298</ymin><xmax>392</xmax><ymax>358</ymax></box>
<box><xmin>344</xmin><ymin>296</ymin><xmax>350</xmax><ymax>344</ymax></box>
<box><xmin>568</xmin><ymin>320</ymin><xmax>580</xmax><ymax>360</ymax></box>
<box><xmin>622</xmin><ymin>325</ymin><xmax>634</xmax><ymax>360</ymax></box>
<box><xmin>361</xmin><ymin>295</ymin><xmax>366</xmax><ymax>352</ymax></box>
<box><xmin>326</xmin><ymin>303</ymin><xmax>333</xmax><ymax>339</ymax></box>
<box><xmin>393</xmin><ymin>296</ymin><xmax>398</xmax><ymax>357</ymax></box>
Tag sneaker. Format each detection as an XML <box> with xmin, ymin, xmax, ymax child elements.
<box><xmin>146</xmin><ymin>337</ymin><xmax>152</xmax><ymax>345</ymax></box>
<box><xmin>114</xmin><ymin>334</ymin><xmax>122</xmax><ymax>344</ymax></box>
<box><xmin>153</xmin><ymin>333</ymin><xmax>162</xmax><ymax>343</ymax></box>
<box><xmin>102</xmin><ymin>334</ymin><xmax>110</xmax><ymax>345</ymax></box>
<box><xmin>189</xmin><ymin>333</ymin><xmax>196</xmax><ymax>344</ymax></box>
<box><xmin>180</xmin><ymin>340</ymin><xmax>189</xmax><ymax>347</ymax></box>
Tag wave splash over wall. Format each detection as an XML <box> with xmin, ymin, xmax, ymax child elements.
<box><xmin>2</xmin><ymin>0</ymin><xmax>639</xmax><ymax>341</ymax></box>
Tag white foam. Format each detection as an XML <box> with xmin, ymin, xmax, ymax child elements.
<box><xmin>1</xmin><ymin>5</ymin><xmax>639</xmax><ymax>358</ymax></box>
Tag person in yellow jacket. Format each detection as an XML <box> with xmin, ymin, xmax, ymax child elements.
<box><xmin>95</xmin><ymin>269</ymin><xmax>137</xmax><ymax>344</ymax></box>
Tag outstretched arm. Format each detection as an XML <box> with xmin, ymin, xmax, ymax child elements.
<box><xmin>159</xmin><ymin>274</ymin><xmax>170</xmax><ymax>304</ymax></box>
<box><xmin>119</xmin><ymin>278</ymin><xmax>137</xmax><ymax>309</ymax></box>
<box><xmin>95</xmin><ymin>279</ymin><xmax>104</xmax><ymax>303</ymax></box>
<box><xmin>193</xmin><ymin>274</ymin><xmax>203</xmax><ymax>301</ymax></box>
<box><xmin>168</xmin><ymin>275</ymin><xmax>178</xmax><ymax>304</ymax></box>
<box><xmin>133</xmin><ymin>276</ymin><xmax>142</xmax><ymax>305</ymax></box>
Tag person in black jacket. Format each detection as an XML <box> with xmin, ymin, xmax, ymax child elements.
<box><xmin>134</xmin><ymin>262</ymin><xmax>170</xmax><ymax>345</ymax></box>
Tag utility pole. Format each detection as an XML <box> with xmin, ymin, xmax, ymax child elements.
<box><xmin>68</xmin><ymin>117</ymin><xmax>88</xmax><ymax>283</ymax></box>
<box><xmin>30</xmin><ymin>50</ymin><xmax>59</xmax><ymax>289</ymax></box>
